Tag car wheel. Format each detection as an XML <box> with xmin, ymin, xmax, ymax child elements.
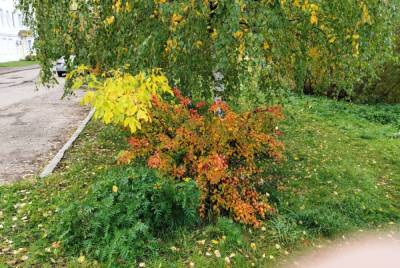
<box><xmin>57</xmin><ymin>71</ymin><xmax>64</xmax><ymax>77</ymax></box>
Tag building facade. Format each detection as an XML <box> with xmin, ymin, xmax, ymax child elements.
<box><xmin>0</xmin><ymin>0</ymin><xmax>34</xmax><ymax>62</ymax></box>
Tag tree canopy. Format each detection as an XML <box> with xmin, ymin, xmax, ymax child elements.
<box><xmin>18</xmin><ymin>0</ymin><xmax>399</xmax><ymax>102</ymax></box>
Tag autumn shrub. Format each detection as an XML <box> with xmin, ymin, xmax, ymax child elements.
<box><xmin>56</xmin><ymin>165</ymin><xmax>200</xmax><ymax>264</ymax></box>
<box><xmin>67</xmin><ymin>67</ymin><xmax>284</xmax><ymax>226</ymax></box>
<box><xmin>118</xmin><ymin>89</ymin><xmax>284</xmax><ymax>227</ymax></box>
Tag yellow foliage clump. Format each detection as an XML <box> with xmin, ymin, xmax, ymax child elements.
<box><xmin>70</xmin><ymin>67</ymin><xmax>172</xmax><ymax>133</ymax></box>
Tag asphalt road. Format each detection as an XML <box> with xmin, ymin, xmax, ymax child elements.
<box><xmin>0</xmin><ymin>69</ymin><xmax>89</xmax><ymax>184</ymax></box>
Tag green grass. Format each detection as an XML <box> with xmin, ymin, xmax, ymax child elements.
<box><xmin>0</xmin><ymin>95</ymin><xmax>399</xmax><ymax>267</ymax></box>
<box><xmin>0</xmin><ymin>60</ymin><xmax>39</xmax><ymax>68</ymax></box>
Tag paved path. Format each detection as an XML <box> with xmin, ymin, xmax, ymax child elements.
<box><xmin>284</xmin><ymin>231</ymin><xmax>400</xmax><ymax>268</ymax></box>
<box><xmin>0</xmin><ymin>69</ymin><xmax>89</xmax><ymax>184</ymax></box>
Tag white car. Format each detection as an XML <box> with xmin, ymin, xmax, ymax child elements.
<box><xmin>55</xmin><ymin>57</ymin><xmax>67</xmax><ymax>77</ymax></box>
<box><xmin>54</xmin><ymin>56</ymin><xmax>75</xmax><ymax>77</ymax></box>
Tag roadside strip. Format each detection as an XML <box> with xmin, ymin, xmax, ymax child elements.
<box><xmin>39</xmin><ymin>108</ymin><xmax>95</xmax><ymax>178</ymax></box>
<box><xmin>0</xmin><ymin>65</ymin><xmax>41</xmax><ymax>76</ymax></box>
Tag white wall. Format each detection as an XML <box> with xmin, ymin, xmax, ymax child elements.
<box><xmin>0</xmin><ymin>0</ymin><xmax>34</xmax><ymax>62</ymax></box>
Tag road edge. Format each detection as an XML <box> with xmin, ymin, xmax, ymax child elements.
<box><xmin>0</xmin><ymin>65</ymin><xmax>41</xmax><ymax>76</ymax></box>
<box><xmin>39</xmin><ymin>108</ymin><xmax>95</xmax><ymax>178</ymax></box>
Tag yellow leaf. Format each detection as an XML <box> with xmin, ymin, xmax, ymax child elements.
<box><xmin>308</xmin><ymin>47</ymin><xmax>320</xmax><ymax>58</ymax></box>
<box><xmin>233</xmin><ymin>31</ymin><xmax>244</xmax><ymax>40</ymax></box>
<box><xmin>104</xmin><ymin>16</ymin><xmax>115</xmax><ymax>25</ymax></box>
<box><xmin>112</xmin><ymin>185</ymin><xmax>118</xmax><ymax>193</ymax></box>
<box><xmin>81</xmin><ymin>91</ymin><xmax>95</xmax><ymax>105</ymax></box>
<box><xmin>76</xmin><ymin>64</ymin><xmax>89</xmax><ymax>73</ymax></box>
<box><xmin>126</xmin><ymin>1</ymin><xmax>132</xmax><ymax>12</ymax></box>
<box><xmin>310</xmin><ymin>4</ymin><xmax>319</xmax><ymax>11</ymax></box>
<box><xmin>126</xmin><ymin>105</ymin><xmax>138</xmax><ymax>116</ymax></box>
<box><xmin>72</xmin><ymin>77</ymin><xmax>84</xmax><ymax>90</ymax></box>
<box><xmin>214</xmin><ymin>250</ymin><xmax>221</xmax><ymax>258</ymax></box>
<box><xmin>77</xmin><ymin>255</ymin><xmax>85</xmax><ymax>263</ymax></box>
<box><xmin>137</xmin><ymin>110</ymin><xmax>148</xmax><ymax>121</ymax></box>
<box><xmin>263</xmin><ymin>41</ymin><xmax>270</xmax><ymax>50</ymax></box>
<box><xmin>195</xmin><ymin>40</ymin><xmax>203</xmax><ymax>48</ymax></box>
<box><xmin>104</xmin><ymin>110</ymin><xmax>113</xmax><ymax>124</ymax></box>
<box><xmin>310</xmin><ymin>13</ymin><xmax>318</xmax><ymax>25</ymax></box>
<box><xmin>128</xmin><ymin>119</ymin><xmax>139</xmax><ymax>133</ymax></box>
<box><xmin>361</xmin><ymin>4</ymin><xmax>371</xmax><ymax>24</ymax></box>
<box><xmin>211</xmin><ymin>29</ymin><xmax>218</xmax><ymax>40</ymax></box>
<box><xmin>197</xmin><ymin>239</ymin><xmax>206</xmax><ymax>245</ymax></box>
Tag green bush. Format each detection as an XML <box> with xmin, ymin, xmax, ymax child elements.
<box><xmin>24</xmin><ymin>54</ymin><xmax>36</xmax><ymax>61</ymax></box>
<box><xmin>355</xmin><ymin>62</ymin><xmax>400</xmax><ymax>104</ymax></box>
<box><xmin>355</xmin><ymin>27</ymin><xmax>400</xmax><ymax>104</ymax></box>
<box><xmin>55</xmin><ymin>165</ymin><xmax>200</xmax><ymax>265</ymax></box>
<box><xmin>358</xmin><ymin>107</ymin><xmax>400</xmax><ymax>126</ymax></box>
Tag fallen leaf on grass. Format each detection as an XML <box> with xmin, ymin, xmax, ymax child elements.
<box><xmin>214</xmin><ymin>250</ymin><xmax>221</xmax><ymax>258</ymax></box>
<box><xmin>197</xmin><ymin>239</ymin><xmax>206</xmax><ymax>245</ymax></box>
<box><xmin>77</xmin><ymin>255</ymin><xmax>85</xmax><ymax>263</ymax></box>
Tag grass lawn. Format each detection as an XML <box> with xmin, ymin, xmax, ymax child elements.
<box><xmin>0</xmin><ymin>95</ymin><xmax>399</xmax><ymax>267</ymax></box>
<box><xmin>0</xmin><ymin>60</ymin><xmax>39</xmax><ymax>68</ymax></box>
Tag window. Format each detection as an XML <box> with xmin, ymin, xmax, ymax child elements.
<box><xmin>0</xmin><ymin>9</ymin><xmax>4</xmax><ymax>26</ymax></box>
<box><xmin>18</xmin><ymin>14</ymin><xmax>22</xmax><ymax>27</ymax></box>
<box><xmin>12</xmin><ymin>12</ymin><xmax>15</xmax><ymax>28</ymax></box>
<box><xmin>6</xmin><ymin>11</ymin><xmax>10</xmax><ymax>27</ymax></box>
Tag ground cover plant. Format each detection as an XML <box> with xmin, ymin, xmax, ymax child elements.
<box><xmin>58</xmin><ymin>166</ymin><xmax>200</xmax><ymax>265</ymax></box>
<box><xmin>0</xmin><ymin>95</ymin><xmax>399</xmax><ymax>267</ymax></box>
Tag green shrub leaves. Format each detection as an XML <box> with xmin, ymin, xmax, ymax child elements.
<box><xmin>56</xmin><ymin>166</ymin><xmax>200</xmax><ymax>264</ymax></box>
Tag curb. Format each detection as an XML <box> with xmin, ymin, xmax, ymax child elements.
<box><xmin>39</xmin><ymin>108</ymin><xmax>96</xmax><ymax>178</ymax></box>
<box><xmin>0</xmin><ymin>65</ymin><xmax>41</xmax><ymax>76</ymax></box>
